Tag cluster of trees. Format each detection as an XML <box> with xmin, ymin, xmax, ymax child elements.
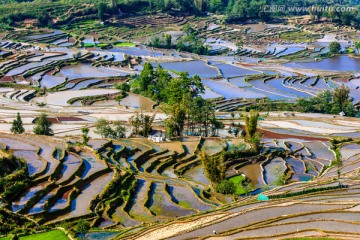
<box><xmin>131</xmin><ymin>63</ymin><xmax>223</xmax><ymax>137</ymax></box>
<box><xmin>94</xmin><ymin>118</ymin><xmax>126</xmax><ymax>139</ymax></box>
<box><xmin>11</xmin><ymin>113</ymin><xmax>53</xmax><ymax>136</ymax></box>
<box><xmin>164</xmin><ymin>97</ymin><xmax>224</xmax><ymax>138</ymax></box>
<box><xmin>297</xmin><ymin>84</ymin><xmax>355</xmax><ymax>117</ymax></box>
<box><xmin>201</xmin><ymin>110</ymin><xmax>262</xmax><ymax>195</ymax></box>
<box><xmin>0</xmin><ymin>154</ymin><xmax>30</xmax><ymax>201</ymax></box>
<box><xmin>129</xmin><ymin>112</ymin><xmax>155</xmax><ymax>137</ymax></box>
<box><xmin>1</xmin><ymin>0</ymin><xmax>360</xmax><ymax>29</ymax></box>
<box><xmin>2</xmin><ymin>0</ymin><xmax>360</xmax><ymax>29</ymax></box>
<box><xmin>148</xmin><ymin>34</ymin><xmax>173</xmax><ymax>49</ymax></box>
<box><xmin>329</xmin><ymin>41</ymin><xmax>341</xmax><ymax>54</ymax></box>
<box><xmin>148</xmin><ymin>28</ymin><xmax>209</xmax><ymax>55</ymax></box>
<box><xmin>132</xmin><ymin>63</ymin><xmax>204</xmax><ymax>104</ymax></box>
<box><xmin>114</xmin><ymin>0</ymin><xmax>360</xmax><ymax>26</ymax></box>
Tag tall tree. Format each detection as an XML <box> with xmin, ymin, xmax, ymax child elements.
<box><xmin>82</xmin><ymin>127</ymin><xmax>90</xmax><ymax>145</ymax></box>
<box><xmin>138</xmin><ymin>63</ymin><xmax>155</xmax><ymax>93</ymax></box>
<box><xmin>244</xmin><ymin>110</ymin><xmax>259</xmax><ymax>140</ymax></box>
<box><xmin>129</xmin><ymin>112</ymin><xmax>155</xmax><ymax>137</ymax></box>
<box><xmin>10</xmin><ymin>113</ymin><xmax>25</xmax><ymax>134</ymax></box>
<box><xmin>200</xmin><ymin>151</ymin><xmax>225</xmax><ymax>184</ymax></box>
<box><xmin>164</xmin><ymin>103</ymin><xmax>186</xmax><ymax>137</ymax></box>
<box><xmin>33</xmin><ymin>113</ymin><xmax>53</xmax><ymax>136</ymax></box>
<box><xmin>332</xmin><ymin>84</ymin><xmax>353</xmax><ymax>114</ymax></box>
<box><xmin>76</xmin><ymin>219</ymin><xmax>90</xmax><ymax>240</ymax></box>
<box><xmin>329</xmin><ymin>41</ymin><xmax>341</xmax><ymax>54</ymax></box>
<box><xmin>165</xmin><ymin>33</ymin><xmax>172</xmax><ymax>48</ymax></box>
<box><xmin>97</xmin><ymin>2</ymin><xmax>108</xmax><ymax>21</ymax></box>
<box><xmin>244</xmin><ymin>111</ymin><xmax>261</xmax><ymax>152</ymax></box>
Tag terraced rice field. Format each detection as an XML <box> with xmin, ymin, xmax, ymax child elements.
<box><xmin>52</xmin><ymin>172</ymin><xmax>114</xmax><ymax>221</ymax></box>
<box><xmin>2</xmin><ymin>21</ymin><xmax>360</xmax><ymax>240</ymax></box>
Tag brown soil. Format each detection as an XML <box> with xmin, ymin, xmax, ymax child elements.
<box><xmin>258</xmin><ymin>128</ymin><xmax>329</xmax><ymax>141</ymax></box>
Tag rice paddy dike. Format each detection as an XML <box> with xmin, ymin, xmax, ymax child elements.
<box><xmin>0</xmin><ymin>16</ymin><xmax>360</xmax><ymax>240</ymax></box>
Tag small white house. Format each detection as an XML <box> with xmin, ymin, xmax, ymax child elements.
<box><xmin>339</xmin><ymin>111</ymin><xmax>346</xmax><ymax>117</ymax></box>
<box><xmin>148</xmin><ymin>136</ymin><xmax>165</xmax><ymax>143</ymax></box>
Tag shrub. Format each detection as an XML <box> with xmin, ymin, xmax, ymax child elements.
<box><xmin>216</xmin><ymin>180</ymin><xmax>236</xmax><ymax>194</ymax></box>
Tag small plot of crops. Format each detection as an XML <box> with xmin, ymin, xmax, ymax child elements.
<box><xmin>15</xmin><ymin>230</ymin><xmax>69</xmax><ymax>240</ymax></box>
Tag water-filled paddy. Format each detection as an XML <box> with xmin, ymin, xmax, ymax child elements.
<box><xmin>149</xmin><ymin>182</ymin><xmax>195</xmax><ymax>218</ymax></box>
<box><xmin>202</xmin><ymin>79</ymin><xmax>265</xmax><ymax>99</ymax></box>
<box><xmin>250</xmin><ymin>78</ymin><xmax>296</xmax><ymax>99</ymax></box>
<box><xmin>12</xmin><ymin>184</ymin><xmax>45</xmax><ymax>212</ymax></box>
<box><xmin>59</xmin><ymin>64</ymin><xmax>121</xmax><ymax>79</ymax></box>
<box><xmin>57</xmin><ymin>153</ymin><xmax>82</xmax><ymax>183</ymax></box>
<box><xmin>13</xmin><ymin>150</ymin><xmax>44</xmax><ymax>176</ymax></box>
<box><xmin>70</xmin><ymin>79</ymin><xmax>102</xmax><ymax>90</ymax></box>
<box><xmin>167</xmin><ymin>184</ymin><xmax>212</xmax><ymax>212</ymax></box>
<box><xmin>55</xmin><ymin>172</ymin><xmax>114</xmax><ymax>220</ymax></box>
<box><xmin>79</xmin><ymin>151</ymin><xmax>107</xmax><ymax>179</ymax></box>
<box><xmin>263</xmin><ymin>158</ymin><xmax>286</xmax><ymax>185</ymax></box>
<box><xmin>228</xmin><ymin>76</ymin><xmax>250</xmax><ymax>87</ymax></box>
<box><xmin>266</xmin><ymin>78</ymin><xmax>312</xmax><ymax>98</ymax></box>
<box><xmin>40</xmin><ymin>75</ymin><xmax>67</xmax><ymax>88</ymax></box>
<box><xmin>217</xmin><ymin>64</ymin><xmax>260</xmax><ymax>78</ymax></box>
<box><xmin>285</xmin><ymin>55</ymin><xmax>360</xmax><ymax>71</ymax></box>
<box><xmin>153</xmin><ymin>61</ymin><xmax>219</xmax><ymax>78</ymax></box>
<box><xmin>238</xmin><ymin>162</ymin><xmax>265</xmax><ymax>188</ymax></box>
<box><xmin>33</xmin><ymin>89</ymin><xmax>120</xmax><ymax>106</ymax></box>
<box><xmin>85</xmin><ymin>232</ymin><xmax>120</xmax><ymax>240</ymax></box>
<box><xmin>127</xmin><ymin>179</ymin><xmax>154</xmax><ymax>221</ymax></box>
<box><xmin>184</xmin><ymin>166</ymin><xmax>210</xmax><ymax>186</ymax></box>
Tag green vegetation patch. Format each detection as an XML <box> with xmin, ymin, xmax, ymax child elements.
<box><xmin>114</xmin><ymin>42</ymin><xmax>136</xmax><ymax>47</ymax></box>
<box><xmin>19</xmin><ymin>230</ymin><xmax>68</xmax><ymax>240</ymax></box>
<box><xmin>178</xmin><ymin>201</ymin><xmax>191</xmax><ymax>209</ymax></box>
<box><xmin>228</xmin><ymin>175</ymin><xmax>247</xmax><ymax>195</ymax></box>
<box><xmin>83</xmin><ymin>43</ymin><xmax>96</xmax><ymax>48</ymax></box>
<box><xmin>280</xmin><ymin>31</ymin><xmax>322</xmax><ymax>43</ymax></box>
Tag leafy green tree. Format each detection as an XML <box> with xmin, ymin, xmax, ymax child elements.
<box><xmin>329</xmin><ymin>41</ymin><xmax>341</xmax><ymax>54</ymax></box>
<box><xmin>82</xmin><ymin>127</ymin><xmax>90</xmax><ymax>145</ymax></box>
<box><xmin>164</xmin><ymin>103</ymin><xmax>186</xmax><ymax>137</ymax></box>
<box><xmin>297</xmin><ymin>86</ymin><xmax>354</xmax><ymax>116</ymax></box>
<box><xmin>244</xmin><ymin>111</ymin><xmax>262</xmax><ymax>152</ymax></box>
<box><xmin>10</xmin><ymin>113</ymin><xmax>25</xmax><ymax>134</ymax></box>
<box><xmin>37</xmin><ymin>12</ymin><xmax>51</xmax><ymax>27</ymax></box>
<box><xmin>331</xmin><ymin>84</ymin><xmax>353</xmax><ymax>115</ymax></box>
<box><xmin>216</xmin><ymin>180</ymin><xmax>236</xmax><ymax>194</ymax></box>
<box><xmin>33</xmin><ymin>113</ymin><xmax>53</xmax><ymax>136</ymax></box>
<box><xmin>244</xmin><ymin>110</ymin><xmax>259</xmax><ymax>140</ymax></box>
<box><xmin>138</xmin><ymin>63</ymin><xmax>155</xmax><ymax>93</ymax></box>
<box><xmin>165</xmin><ymin>33</ymin><xmax>172</xmax><ymax>48</ymax></box>
<box><xmin>182</xmin><ymin>23</ymin><xmax>193</xmax><ymax>35</ymax></box>
<box><xmin>355</xmin><ymin>42</ymin><xmax>360</xmax><ymax>54</ymax></box>
<box><xmin>97</xmin><ymin>2</ymin><xmax>108</xmax><ymax>21</ymax></box>
<box><xmin>76</xmin><ymin>219</ymin><xmax>90</xmax><ymax>240</ymax></box>
<box><xmin>200</xmin><ymin>151</ymin><xmax>225</xmax><ymax>184</ymax></box>
<box><xmin>95</xmin><ymin>119</ymin><xmax>126</xmax><ymax>139</ymax></box>
<box><xmin>129</xmin><ymin>112</ymin><xmax>155</xmax><ymax>137</ymax></box>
